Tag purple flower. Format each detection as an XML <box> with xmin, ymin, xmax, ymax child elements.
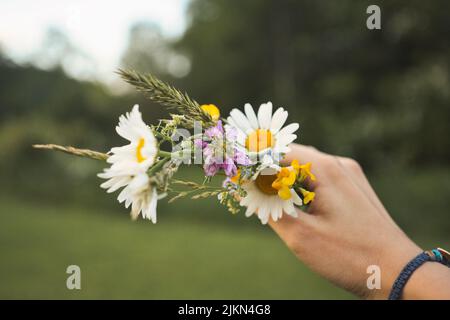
<box><xmin>233</xmin><ymin>149</ymin><xmax>252</xmax><ymax>166</ymax></box>
<box><xmin>194</xmin><ymin>138</ymin><xmax>207</xmax><ymax>149</ymax></box>
<box><xmin>205</xmin><ymin>120</ymin><xmax>224</xmax><ymax>139</ymax></box>
<box><xmin>198</xmin><ymin>121</ymin><xmax>251</xmax><ymax>177</ymax></box>
<box><xmin>203</xmin><ymin>161</ymin><xmax>220</xmax><ymax>176</ymax></box>
<box><xmin>223</xmin><ymin>157</ymin><xmax>237</xmax><ymax>177</ymax></box>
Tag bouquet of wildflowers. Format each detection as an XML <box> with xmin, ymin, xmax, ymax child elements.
<box><xmin>34</xmin><ymin>70</ymin><xmax>316</xmax><ymax>224</ymax></box>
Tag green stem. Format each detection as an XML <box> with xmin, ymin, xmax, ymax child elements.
<box><xmin>157</xmin><ymin>150</ymin><xmax>186</xmax><ymax>158</ymax></box>
<box><xmin>148</xmin><ymin>157</ymin><xmax>170</xmax><ymax>176</ymax></box>
<box><xmin>157</xmin><ymin>150</ymin><xmax>173</xmax><ymax>158</ymax></box>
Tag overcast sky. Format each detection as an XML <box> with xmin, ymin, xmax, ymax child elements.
<box><xmin>0</xmin><ymin>0</ymin><xmax>189</xmax><ymax>82</ymax></box>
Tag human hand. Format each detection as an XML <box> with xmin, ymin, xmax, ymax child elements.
<box><xmin>268</xmin><ymin>143</ymin><xmax>444</xmax><ymax>299</ymax></box>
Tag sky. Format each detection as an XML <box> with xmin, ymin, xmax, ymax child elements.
<box><xmin>0</xmin><ymin>0</ymin><xmax>189</xmax><ymax>83</ymax></box>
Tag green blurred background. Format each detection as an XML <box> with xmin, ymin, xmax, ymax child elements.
<box><xmin>0</xmin><ymin>0</ymin><xmax>449</xmax><ymax>299</ymax></box>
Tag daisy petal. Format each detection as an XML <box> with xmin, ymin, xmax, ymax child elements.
<box><xmin>270</xmin><ymin>108</ymin><xmax>288</xmax><ymax>134</ymax></box>
<box><xmin>277</xmin><ymin>134</ymin><xmax>297</xmax><ymax>147</ymax></box>
<box><xmin>244</xmin><ymin>103</ymin><xmax>259</xmax><ymax>130</ymax></box>
<box><xmin>257</xmin><ymin>102</ymin><xmax>273</xmax><ymax>130</ymax></box>
<box><xmin>277</xmin><ymin>123</ymin><xmax>299</xmax><ymax>137</ymax></box>
<box><xmin>230</xmin><ymin>108</ymin><xmax>252</xmax><ymax>133</ymax></box>
<box><xmin>291</xmin><ymin>189</ymin><xmax>303</xmax><ymax>206</ymax></box>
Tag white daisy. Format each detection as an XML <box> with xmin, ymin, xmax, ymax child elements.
<box><xmin>98</xmin><ymin>104</ymin><xmax>160</xmax><ymax>222</ymax></box>
<box><xmin>109</xmin><ymin>104</ymin><xmax>157</xmax><ymax>173</ymax></box>
<box><xmin>227</xmin><ymin>102</ymin><xmax>299</xmax><ymax>159</ymax></box>
<box><xmin>239</xmin><ymin>165</ymin><xmax>303</xmax><ymax>224</ymax></box>
<box><xmin>116</xmin><ymin>173</ymin><xmax>162</xmax><ymax>223</ymax></box>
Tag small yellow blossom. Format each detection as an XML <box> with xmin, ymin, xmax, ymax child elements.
<box><xmin>291</xmin><ymin>159</ymin><xmax>301</xmax><ymax>174</ymax></box>
<box><xmin>300</xmin><ymin>188</ymin><xmax>315</xmax><ymax>204</ymax></box>
<box><xmin>299</xmin><ymin>162</ymin><xmax>316</xmax><ymax>182</ymax></box>
<box><xmin>201</xmin><ymin>104</ymin><xmax>220</xmax><ymax>121</ymax></box>
<box><xmin>272</xmin><ymin>162</ymin><xmax>298</xmax><ymax>200</ymax></box>
<box><xmin>230</xmin><ymin>169</ymin><xmax>241</xmax><ymax>184</ymax></box>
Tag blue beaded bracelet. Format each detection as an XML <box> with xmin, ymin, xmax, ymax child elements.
<box><xmin>388</xmin><ymin>248</ymin><xmax>450</xmax><ymax>300</ymax></box>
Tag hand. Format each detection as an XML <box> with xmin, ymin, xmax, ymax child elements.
<box><xmin>269</xmin><ymin>143</ymin><xmax>450</xmax><ymax>299</ymax></box>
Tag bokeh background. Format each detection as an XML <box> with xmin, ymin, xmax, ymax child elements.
<box><xmin>1</xmin><ymin>0</ymin><xmax>449</xmax><ymax>299</ymax></box>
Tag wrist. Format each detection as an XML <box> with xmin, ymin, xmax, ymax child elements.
<box><xmin>372</xmin><ymin>243</ymin><xmax>450</xmax><ymax>300</ymax></box>
<box><xmin>402</xmin><ymin>261</ymin><xmax>450</xmax><ymax>299</ymax></box>
<box><xmin>368</xmin><ymin>240</ymin><xmax>422</xmax><ymax>299</ymax></box>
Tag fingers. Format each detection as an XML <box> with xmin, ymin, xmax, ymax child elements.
<box><xmin>282</xmin><ymin>143</ymin><xmax>350</xmax><ymax>190</ymax></box>
<box><xmin>282</xmin><ymin>143</ymin><xmax>324</xmax><ymax>166</ymax></box>
<box><xmin>336</xmin><ymin>157</ymin><xmax>381</xmax><ymax>210</ymax></box>
<box><xmin>268</xmin><ymin>209</ymin><xmax>316</xmax><ymax>254</ymax></box>
<box><xmin>336</xmin><ymin>156</ymin><xmax>400</xmax><ymax>228</ymax></box>
<box><xmin>281</xmin><ymin>144</ymin><xmax>322</xmax><ymax>190</ymax></box>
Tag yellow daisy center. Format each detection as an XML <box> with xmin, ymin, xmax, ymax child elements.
<box><xmin>136</xmin><ymin>138</ymin><xmax>146</xmax><ymax>163</ymax></box>
<box><xmin>201</xmin><ymin>104</ymin><xmax>220</xmax><ymax>121</ymax></box>
<box><xmin>245</xmin><ymin>129</ymin><xmax>274</xmax><ymax>152</ymax></box>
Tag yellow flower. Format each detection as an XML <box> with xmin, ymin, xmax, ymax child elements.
<box><xmin>300</xmin><ymin>188</ymin><xmax>315</xmax><ymax>204</ymax></box>
<box><xmin>277</xmin><ymin>186</ymin><xmax>292</xmax><ymax>200</ymax></box>
<box><xmin>271</xmin><ymin>164</ymin><xmax>298</xmax><ymax>200</ymax></box>
<box><xmin>299</xmin><ymin>162</ymin><xmax>316</xmax><ymax>182</ymax></box>
<box><xmin>230</xmin><ymin>169</ymin><xmax>241</xmax><ymax>184</ymax></box>
<box><xmin>291</xmin><ymin>159</ymin><xmax>301</xmax><ymax>174</ymax></box>
<box><xmin>201</xmin><ymin>104</ymin><xmax>220</xmax><ymax>121</ymax></box>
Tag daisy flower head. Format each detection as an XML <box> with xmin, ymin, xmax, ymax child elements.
<box><xmin>239</xmin><ymin>160</ymin><xmax>305</xmax><ymax>224</ymax></box>
<box><xmin>114</xmin><ymin>172</ymin><xmax>163</xmax><ymax>223</ymax></box>
<box><xmin>227</xmin><ymin>102</ymin><xmax>299</xmax><ymax>163</ymax></box>
<box><xmin>110</xmin><ymin>104</ymin><xmax>158</xmax><ymax>173</ymax></box>
<box><xmin>98</xmin><ymin>104</ymin><xmax>160</xmax><ymax>222</ymax></box>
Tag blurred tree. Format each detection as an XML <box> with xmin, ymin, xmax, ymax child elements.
<box><xmin>170</xmin><ymin>0</ymin><xmax>450</xmax><ymax>170</ymax></box>
<box><xmin>121</xmin><ymin>22</ymin><xmax>170</xmax><ymax>75</ymax></box>
<box><xmin>0</xmin><ymin>0</ymin><xmax>449</xmax><ymax>235</ymax></box>
<box><xmin>121</xmin><ymin>22</ymin><xmax>191</xmax><ymax>79</ymax></box>
<box><xmin>0</xmin><ymin>53</ymin><xmax>132</xmax><ymax>196</ymax></box>
<box><xmin>32</xmin><ymin>27</ymin><xmax>97</xmax><ymax>79</ymax></box>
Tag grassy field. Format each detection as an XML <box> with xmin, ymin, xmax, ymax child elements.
<box><xmin>1</xmin><ymin>167</ymin><xmax>449</xmax><ymax>299</ymax></box>
<box><xmin>0</xmin><ymin>196</ymin><xmax>353</xmax><ymax>299</ymax></box>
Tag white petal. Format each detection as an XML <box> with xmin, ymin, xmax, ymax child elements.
<box><xmin>130</xmin><ymin>198</ymin><xmax>141</xmax><ymax>220</ymax></box>
<box><xmin>291</xmin><ymin>189</ymin><xmax>303</xmax><ymax>206</ymax></box>
<box><xmin>270</xmin><ymin>108</ymin><xmax>288</xmax><ymax>134</ymax></box>
<box><xmin>244</xmin><ymin>103</ymin><xmax>259</xmax><ymax>130</ymax></box>
<box><xmin>230</xmin><ymin>109</ymin><xmax>252</xmax><ymax>133</ymax></box>
<box><xmin>277</xmin><ymin>134</ymin><xmax>297</xmax><ymax>147</ymax></box>
<box><xmin>284</xmin><ymin>202</ymin><xmax>298</xmax><ymax>218</ymax></box>
<box><xmin>143</xmin><ymin>188</ymin><xmax>158</xmax><ymax>223</ymax></box>
<box><xmin>125</xmin><ymin>197</ymin><xmax>133</xmax><ymax>209</ymax></box>
<box><xmin>260</xmin><ymin>209</ymin><xmax>270</xmax><ymax>224</ymax></box>
<box><xmin>118</xmin><ymin>185</ymin><xmax>132</xmax><ymax>203</ymax></box>
<box><xmin>128</xmin><ymin>174</ymin><xmax>150</xmax><ymax>193</ymax></box>
<box><xmin>106</xmin><ymin>176</ymin><xmax>131</xmax><ymax>193</ymax></box>
<box><xmin>245</xmin><ymin>204</ymin><xmax>256</xmax><ymax>217</ymax></box>
<box><xmin>277</xmin><ymin>123</ymin><xmax>299</xmax><ymax>137</ymax></box>
<box><xmin>227</xmin><ymin>117</ymin><xmax>240</xmax><ymax>133</ymax></box>
<box><xmin>257</xmin><ymin>102</ymin><xmax>273</xmax><ymax>129</ymax></box>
